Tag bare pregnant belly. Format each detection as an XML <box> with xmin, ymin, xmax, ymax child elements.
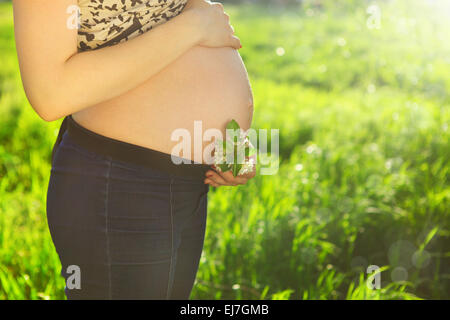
<box><xmin>72</xmin><ymin>46</ymin><xmax>254</xmax><ymax>163</ymax></box>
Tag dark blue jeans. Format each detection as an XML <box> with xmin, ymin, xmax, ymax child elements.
<box><xmin>46</xmin><ymin>117</ymin><xmax>209</xmax><ymax>299</ymax></box>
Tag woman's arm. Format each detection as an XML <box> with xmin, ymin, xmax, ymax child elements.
<box><xmin>12</xmin><ymin>0</ymin><xmax>240</xmax><ymax>121</ymax></box>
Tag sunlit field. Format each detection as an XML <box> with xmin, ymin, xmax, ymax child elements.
<box><xmin>0</xmin><ymin>0</ymin><xmax>449</xmax><ymax>299</ymax></box>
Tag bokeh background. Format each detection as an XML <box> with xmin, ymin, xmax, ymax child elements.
<box><xmin>0</xmin><ymin>0</ymin><xmax>449</xmax><ymax>299</ymax></box>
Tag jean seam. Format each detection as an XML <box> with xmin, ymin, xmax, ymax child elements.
<box><xmin>105</xmin><ymin>158</ymin><xmax>113</xmax><ymax>299</ymax></box>
<box><xmin>193</xmin><ymin>187</ymin><xmax>209</xmax><ymax>217</ymax></box>
<box><xmin>166</xmin><ymin>177</ymin><xmax>175</xmax><ymax>299</ymax></box>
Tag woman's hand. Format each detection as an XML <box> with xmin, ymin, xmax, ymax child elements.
<box><xmin>204</xmin><ymin>165</ymin><xmax>256</xmax><ymax>187</ymax></box>
<box><xmin>183</xmin><ymin>0</ymin><xmax>241</xmax><ymax>49</ymax></box>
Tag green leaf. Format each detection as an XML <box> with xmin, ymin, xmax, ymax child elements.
<box><xmin>226</xmin><ymin>119</ymin><xmax>240</xmax><ymax>131</ymax></box>
<box><xmin>232</xmin><ymin>163</ymin><xmax>242</xmax><ymax>177</ymax></box>
<box><xmin>226</xmin><ymin>119</ymin><xmax>241</xmax><ymax>144</ymax></box>
<box><xmin>215</xmin><ymin>138</ymin><xmax>227</xmax><ymax>151</ymax></box>
<box><xmin>219</xmin><ymin>163</ymin><xmax>231</xmax><ymax>172</ymax></box>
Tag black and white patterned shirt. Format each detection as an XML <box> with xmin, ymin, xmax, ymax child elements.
<box><xmin>77</xmin><ymin>0</ymin><xmax>188</xmax><ymax>51</ymax></box>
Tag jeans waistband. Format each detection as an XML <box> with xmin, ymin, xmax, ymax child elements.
<box><xmin>60</xmin><ymin>115</ymin><xmax>211</xmax><ymax>180</ymax></box>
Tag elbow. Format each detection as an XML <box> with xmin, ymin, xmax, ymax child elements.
<box><xmin>20</xmin><ymin>75</ymin><xmax>70</xmax><ymax>122</ymax></box>
<box><xmin>26</xmin><ymin>90</ymin><xmax>66</xmax><ymax>122</ymax></box>
<box><xmin>30</xmin><ymin>99</ymin><xmax>61</xmax><ymax>122</ymax></box>
<box><xmin>35</xmin><ymin>108</ymin><xmax>60</xmax><ymax>122</ymax></box>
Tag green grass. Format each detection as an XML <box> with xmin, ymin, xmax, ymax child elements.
<box><xmin>0</xmin><ymin>0</ymin><xmax>449</xmax><ymax>299</ymax></box>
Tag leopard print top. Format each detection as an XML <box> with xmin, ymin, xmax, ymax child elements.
<box><xmin>77</xmin><ymin>0</ymin><xmax>188</xmax><ymax>52</ymax></box>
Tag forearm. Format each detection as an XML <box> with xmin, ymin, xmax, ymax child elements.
<box><xmin>40</xmin><ymin>11</ymin><xmax>201</xmax><ymax>121</ymax></box>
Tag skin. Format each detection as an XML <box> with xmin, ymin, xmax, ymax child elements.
<box><xmin>12</xmin><ymin>0</ymin><xmax>256</xmax><ymax>187</ymax></box>
<box><xmin>12</xmin><ymin>0</ymin><xmax>240</xmax><ymax>120</ymax></box>
<box><xmin>205</xmin><ymin>165</ymin><xmax>256</xmax><ymax>187</ymax></box>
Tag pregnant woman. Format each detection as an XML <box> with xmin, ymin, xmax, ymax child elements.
<box><xmin>12</xmin><ymin>0</ymin><xmax>255</xmax><ymax>299</ymax></box>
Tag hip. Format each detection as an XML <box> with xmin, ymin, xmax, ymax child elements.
<box><xmin>47</xmin><ymin>118</ymin><xmax>210</xmax><ymax>241</ymax></box>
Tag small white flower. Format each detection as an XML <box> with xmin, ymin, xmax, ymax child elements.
<box><xmin>238</xmin><ymin>156</ymin><xmax>255</xmax><ymax>175</ymax></box>
<box><xmin>213</xmin><ymin>131</ymin><xmax>255</xmax><ymax>176</ymax></box>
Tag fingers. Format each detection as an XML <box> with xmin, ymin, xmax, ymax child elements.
<box><xmin>184</xmin><ymin>0</ymin><xmax>212</xmax><ymax>10</ymax></box>
<box><xmin>197</xmin><ymin>0</ymin><xmax>241</xmax><ymax>50</ymax></box>
<box><xmin>211</xmin><ymin>2</ymin><xmax>224</xmax><ymax>10</ymax></box>
<box><xmin>212</xmin><ymin>1</ymin><xmax>240</xmax><ymax>49</ymax></box>
<box><xmin>205</xmin><ymin>170</ymin><xmax>229</xmax><ymax>185</ymax></box>
<box><xmin>223</xmin><ymin>11</ymin><xmax>240</xmax><ymax>48</ymax></box>
<box><xmin>217</xmin><ymin>170</ymin><xmax>248</xmax><ymax>185</ymax></box>
<box><xmin>203</xmin><ymin>168</ymin><xmax>251</xmax><ymax>187</ymax></box>
<box><xmin>204</xmin><ymin>178</ymin><xmax>220</xmax><ymax>187</ymax></box>
<box><xmin>229</xmin><ymin>35</ymin><xmax>242</xmax><ymax>49</ymax></box>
